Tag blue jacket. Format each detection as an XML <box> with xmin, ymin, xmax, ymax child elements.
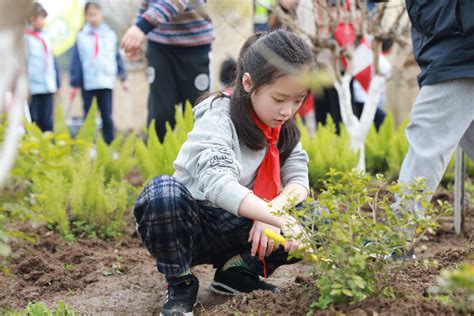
<box><xmin>70</xmin><ymin>23</ymin><xmax>126</xmax><ymax>90</ymax></box>
<box><xmin>26</xmin><ymin>30</ymin><xmax>60</xmax><ymax>95</ymax></box>
<box><xmin>406</xmin><ymin>0</ymin><xmax>474</xmax><ymax>87</ymax></box>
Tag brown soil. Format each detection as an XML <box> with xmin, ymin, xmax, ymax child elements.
<box><xmin>1</xmin><ymin>201</ymin><xmax>473</xmax><ymax>315</ymax></box>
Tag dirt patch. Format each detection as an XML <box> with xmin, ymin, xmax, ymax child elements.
<box><xmin>0</xmin><ymin>224</ymin><xmax>144</xmax><ymax>310</ymax></box>
<box><xmin>1</xmin><ymin>203</ymin><xmax>473</xmax><ymax>314</ymax></box>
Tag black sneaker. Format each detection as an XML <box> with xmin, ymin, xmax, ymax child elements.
<box><xmin>160</xmin><ymin>274</ymin><xmax>199</xmax><ymax>316</ymax></box>
<box><xmin>209</xmin><ymin>267</ymin><xmax>280</xmax><ymax>296</ymax></box>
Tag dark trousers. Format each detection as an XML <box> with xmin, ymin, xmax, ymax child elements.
<box><xmin>82</xmin><ymin>88</ymin><xmax>114</xmax><ymax>144</ymax></box>
<box><xmin>314</xmin><ymin>87</ymin><xmax>343</xmax><ymax>134</ymax></box>
<box><xmin>349</xmin><ymin>79</ymin><xmax>386</xmax><ymax>131</ymax></box>
<box><xmin>134</xmin><ymin>175</ymin><xmax>299</xmax><ymax>277</ymax></box>
<box><xmin>29</xmin><ymin>93</ymin><xmax>54</xmax><ymax>132</ymax></box>
<box><xmin>352</xmin><ymin>100</ymin><xmax>386</xmax><ymax>131</ymax></box>
<box><xmin>146</xmin><ymin>43</ymin><xmax>210</xmax><ymax>142</ymax></box>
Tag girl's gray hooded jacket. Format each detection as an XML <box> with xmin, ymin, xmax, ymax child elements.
<box><xmin>173</xmin><ymin>96</ymin><xmax>309</xmax><ymax>216</ymax></box>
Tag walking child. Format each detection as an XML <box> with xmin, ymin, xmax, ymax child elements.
<box><xmin>134</xmin><ymin>30</ymin><xmax>314</xmax><ymax>316</ymax></box>
<box><xmin>70</xmin><ymin>1</ymin><xmax>128</xmax><ymax>144</ymax></box>
<box><xmin>121</xmin><ymin>0</ymin><xmax>214</xmax><ymax>142</ymax></box>
<box><xmin>26</xmin><ymin>2</ymin><xmax>60</xmax><ymax>132</ymax></box>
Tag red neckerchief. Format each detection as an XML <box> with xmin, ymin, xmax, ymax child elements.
<box><xmin>25</xmin><ymin>28</ymin><xmax>50</xmax><ymax>70</ymax></box>
<box><xmin>251</xmin><ymin>111</ymin><xmax>281</xmax><ymax>278</ymax></box>
<box><xmin>252</xmin><ymin>111</ymin><xmax>281</xmax><ymax>200</ymax></box>
<box><xmin>92</xmin><ymin>31</ymin><xmax>100</xmax><ymax>58</ymax></box>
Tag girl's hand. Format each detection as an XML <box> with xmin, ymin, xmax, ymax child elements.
<box><xmin>248</xmin><ymin>221</ymin><xmax>280</xmax><ymax>258</ymax></box>
<box><xmin>280</xmin><ymin>215</ymin><xmax>306</xmax><ymax>253</ymax></box>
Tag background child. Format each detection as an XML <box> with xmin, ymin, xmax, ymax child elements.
<box><xmin>219</xmin><ymin>32</ymin><xmax>264</xmax><ymax>96</ymax></box>
<box><xmin>219</xmin><ymin>57</ymin><xmax>237</xmax><ymax>94</ymax></box>
<box><xmin>134</xmin><ymin>30</ymin><xmax>314</xmax><ymax>316</ymax></box>
<box><xmin>70</xmin><ymin>1</ymin><xmax>128</xmax><ymax>144</ymax></box>
<box><xmin>121</xmin><ymin>0</ymin><xmax>213</xmax><ymax>143</ymax></box>
<box><xmin>25</xmin><ymin>2</ymin><xmax>60</xmax><ymax>132</ymax></box>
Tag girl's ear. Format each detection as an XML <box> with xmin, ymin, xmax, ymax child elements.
<box><xmin>242</xmin><ymin>72</ymin><xmax>253</xmax><ymax>93</ymax></box>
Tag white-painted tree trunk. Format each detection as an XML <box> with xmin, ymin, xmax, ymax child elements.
<box><xmin>296</xmin><ymin>0</ymin><xmax>316</xmax><ymax>45</ymax></box>
<box><xmin>334</xmin><ymin>74</ymin><xmax>385</xmax><ymax>171</ymax></box>
<box><xmin>0</xmin><ymin>0</ymin><xmax>31</xmax><ymax>188</ymax></box>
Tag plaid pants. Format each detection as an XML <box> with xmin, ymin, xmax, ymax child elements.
<box><xmin>134</xmin><ymin>175</ymin><xmax>299</xmax><ymax>277</ymax></box>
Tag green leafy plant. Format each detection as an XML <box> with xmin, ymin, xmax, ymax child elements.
<box><xmin>16</xmin><ymin>301</ymin><xmax>76</xmax><ymax>316</ymax></box>
<box><xmin>136</xmin><ymin>102</ymin><xmax>194</xmax><ymax>182</ymax></box>
<box><xmin>428</xmin><ymin>262</ymin><xmax>474</xmax><ymax>314</ymax></box>
<box><xmin>5</xmin><ymin>103</ymin><xmax>138</xmax><ymax>239</ymax></box>
<box><xmin>280</xmin><ymin>170</ymin><xmax>448</xmax><ymax>310</ymax></box>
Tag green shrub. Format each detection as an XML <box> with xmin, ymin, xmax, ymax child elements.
<box><xmin>428</xmin><ymin>262</ymin><xmax>474</xmax><ymax>313</ymax></box>
<box><xmin>280</xmin><ymin>170</ymin><xmax>449</xmax><ymax>310</ymax></box>
<box><xmin>6</xmin><ymin>102</ymin><xmax>138</xmax><ymax>239</ymax></box>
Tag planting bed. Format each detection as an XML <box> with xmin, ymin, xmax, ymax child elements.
<box><xmin>1</xmin><ymin>193</ymin><xmax>473</xmax><ymax>315</ymax></box>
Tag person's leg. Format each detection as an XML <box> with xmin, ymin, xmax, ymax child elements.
<box><xmin>134</xmin><ymin>175</ymin><xmax>207</xmax><ymax>276</ymax></box>
<box><xmin>328</xmin><ymin>86</ymin><xmax>343</xmax><ymax>133</ymax></box>
<box><xmin>134</xmin><ymin>175</ymin><xmax>208</xmax><ymax>315</ymax></box>
<box><xmin>373</xmin><ymin>107</ymin><xmax>386</xmax><ymax>131</ymax></box>
<box><xmin>82</xmin><ymin>89</ymin><xmax>95</xmax><ymax>117</ymax></box>
<box><xmin>38</xmin><ymin>93</ymin><xmax>54</xmax><ymax>132</ymax></box>
<box><xmin>146</xmin><ymin>44</ymin><xmax>179</xmax><ymax>142</ymax></box>
<box><xmin>135</xmin><ymin>175</ymin><xmax>303</xmax><ymax>298</ymax></box>
<box><xmin>202</xmin><ymin>206</ymin><xmax>296</xmax><ymax>295</ymax></box>
<box><xmin>352</xmin><ymin>99</ymin><xmax>386</xmax><ymax>131</ymax></box>
<box><xmin>352</xmin><ymin>100</ymin><xmax>364</xmax><ymax>119</ymax></box>
<box><xmin>174</xmin><ymin>47</ymin><xmax>210</xmax><ymax>108</ymax></box>
<box><xmin>96</xmin><ymin>89</ymin><xmax>114</xmax><ymax>144</ymax></box>
<box><xmin>28</xmin><ymin>95</ymin><xmax>40</xmax><ymax>127</ymax></box>
<box><xmin>399</xmin><ymin>78</ymin><xmax>474</xmax><ymax>212</ymax></box>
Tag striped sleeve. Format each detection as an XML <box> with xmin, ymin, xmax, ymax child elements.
<box><xmin>139</xmin><ymin>1</ymin><xmax>184</xmax><ymax>31</ymax></box>
<box><xmin>138</xmin><ymin>0</ymin><xmax>149</xmax><ymax>15</ymax></box>
<box><xmin>136</xmin><ymin>0</ymin><xmax>214</xmax><ymax>46</ymax></box>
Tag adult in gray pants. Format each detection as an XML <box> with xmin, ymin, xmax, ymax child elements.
<box><xmin>400</xmin><ymin>0</ymin><xmax>474</xmax><ymax>213</ymax></box>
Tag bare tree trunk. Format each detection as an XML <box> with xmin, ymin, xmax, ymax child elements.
<box><xmin>334</xmin><ymin>68</ymin><xmax>384</xmax><ymax>171</ymax></box>
<box><xmin>0</xmin><ymin>0</ymin><xmax>31</xmax><ymax>187</ymax></box>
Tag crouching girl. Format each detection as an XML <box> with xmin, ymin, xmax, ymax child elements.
<box><xmin>134</xmin><ymin>29</ymin><xmax>314</xmax><ymax>316</ymax></box>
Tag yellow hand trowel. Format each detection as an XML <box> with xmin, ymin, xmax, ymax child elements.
<box><xmin>263</xmin><ymin>228</ymin><xmax>325</xmax><ymax>263</ymax></box>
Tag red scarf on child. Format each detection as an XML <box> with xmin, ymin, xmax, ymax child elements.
<box><xmin>252</xmin><ymin>113</ymin><xmax>281</xmax><ymax>200</ymax></box>
<box><xmin>25</xmin><ymin>28</ymin><xmax>50</xmax><ymax>70</ymax></box>
<box><xmin>93</xmin><ymin>31</ymin><xmax>101</xmax><ymax>58</ymax></box>
<box><xmin>251</xmin><ymin>111</ymin><xmax>281</xmax><ymax>278</ymax></box>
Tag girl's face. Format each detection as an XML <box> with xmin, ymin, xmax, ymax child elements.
<box><xmin>85</xmin><ymin>6</ymin><xmax>102</xmax><ymax>28</ymax></box>
<box><xmin>30</xmin><ymin>15</ymin><xmax>46</xmax><ymax>31</ymax></box>
<box><xmin>243</xmin><ymin>73</ymin><xmax>308</xmax><ymax>128</ymax></box>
